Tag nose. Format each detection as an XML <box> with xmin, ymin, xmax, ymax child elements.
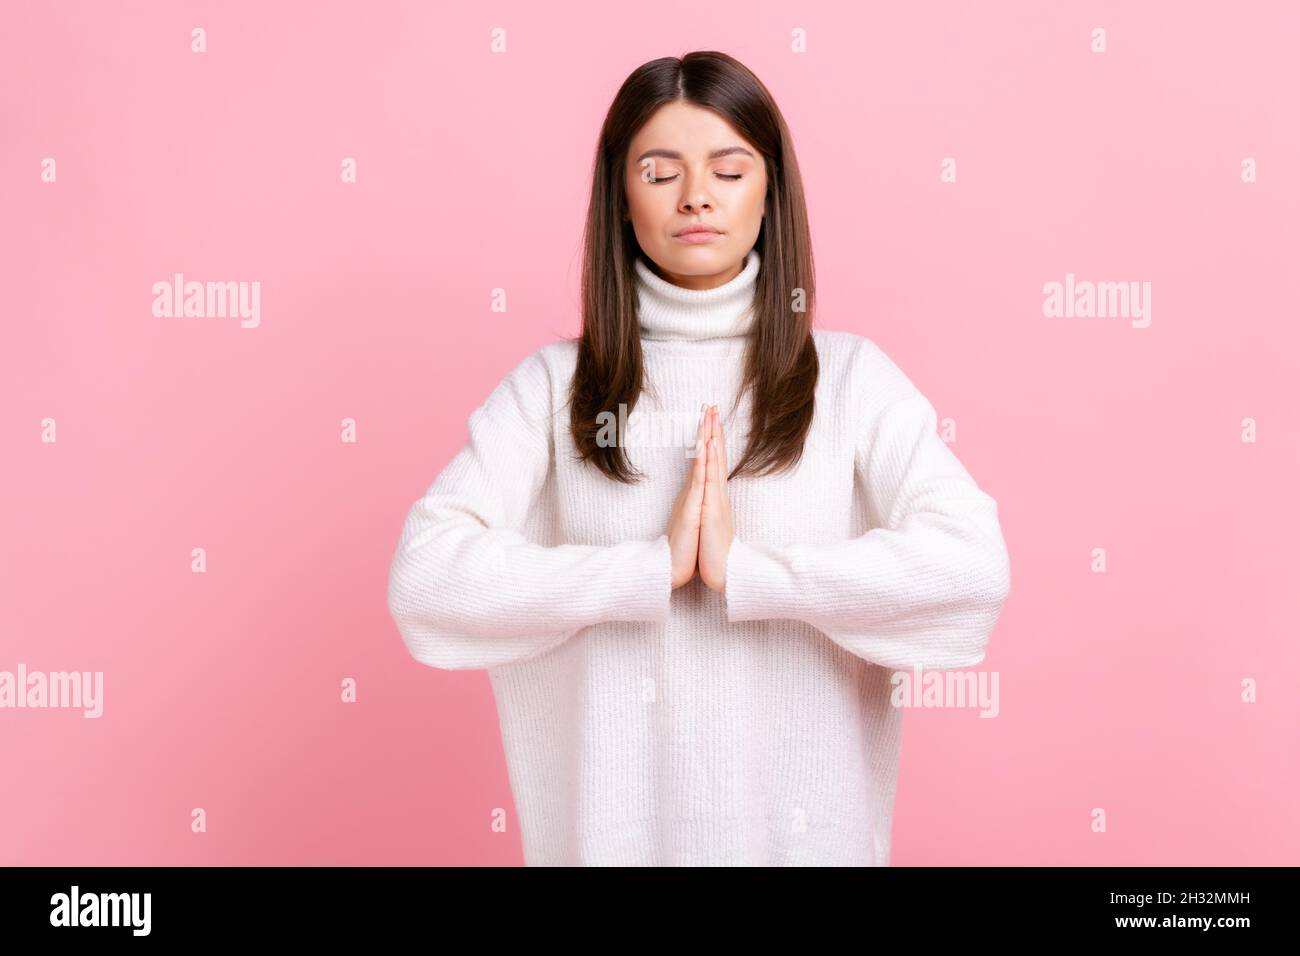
<box><xmin>680</xmin><ymin>169</ymin><xmax>714</xmax><ymax>213</ymax></box>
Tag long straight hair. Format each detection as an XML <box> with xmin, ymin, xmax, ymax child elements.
<box><xmin>569</xmin><ymin>51</ymin><xmax>818</xmax><ymax>483</ymax></box>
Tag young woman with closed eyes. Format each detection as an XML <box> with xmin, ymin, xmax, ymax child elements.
<box><xmin>388</xmin><ymin>50</ymin><xmax>1011</xmax><ymax>867</ymax></box>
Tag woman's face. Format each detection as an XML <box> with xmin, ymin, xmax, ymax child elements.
<box><xmin>623</xmin><ymin>101</ymin><xmax>768</xmax><ymax>291</ymax></box>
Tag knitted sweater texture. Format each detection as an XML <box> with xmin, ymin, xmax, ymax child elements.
<box><xmin>387</xmin><ymin>248</ymin><xmax>1011</xmax><ymax>865</ymax></box>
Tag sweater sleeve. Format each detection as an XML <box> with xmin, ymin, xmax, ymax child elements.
<box><xmin>387</xmin><ymin>348</ymin><xmax>673</xmax><ymax>671</ymax></box>
<box><xmin>722</xmin><ymin>338</ymin><xmax>1010</xmax><ymax>671</ymax></box>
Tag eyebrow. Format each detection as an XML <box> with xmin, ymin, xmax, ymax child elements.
<box><xmin>635</xmin><ymin>146</ymin><xmax>755</xmax><ymax>163</ymax></box>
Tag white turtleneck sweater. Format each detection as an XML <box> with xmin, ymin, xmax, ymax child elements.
<box><xmin>386</xmin><ymin>248</ymin><xmax>1011</xmax><ymax>866</ymax></box>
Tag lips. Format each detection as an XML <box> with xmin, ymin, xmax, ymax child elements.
<box><xmin>675</xmin><ymin>226</ymin><xmax>721</xmax><ymax>237</ymax></box>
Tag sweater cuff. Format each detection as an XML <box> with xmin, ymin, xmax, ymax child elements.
<box><xmin>724</xmin><ymin>536</ymin><xmax>789</xmax><ymax>623</ymax></box>
<box><xmin>607</xmin><ymin>534</ymin><xmax>674</xmax><ymax>624</ymax></box>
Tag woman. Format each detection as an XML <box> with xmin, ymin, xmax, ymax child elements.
<box><xmin>387</xmin><ymin>51</ymin><xmax>1011</xmax><ymax>866</ymax></box>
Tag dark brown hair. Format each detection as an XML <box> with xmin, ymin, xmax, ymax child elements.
<box><xmin>568</xmin><ymin>50</ymin><xmax>818</xmax><ymax>483</ymax></box>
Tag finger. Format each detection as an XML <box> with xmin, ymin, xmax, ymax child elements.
<box><xmin>689</xmin><ymin>402</ymin><xmax>709</xmax><ymax>461</ymax></box>
<box><xmin>708</xmin><ymin>406</ymin><xmax>729</xmax><ymax>502</ymax></box>
<box><xmin>712</xmin><ymin>403</ymin><xmax>722</xmax><ymax>468</ymax></box>
<box><xmin>684</xmin><ymin>405</ymin><xmax>709</xmax><ymax>508</ymax></box>
<box><xmin>690</xmin><ymin>437</ymin><xmax>706</xmax><ymax>492</ymax></box>
<box><xmin>713</xmin><ymin>405</ymin><xmax>730</xmax><ymax>478</ymax></box>
<box><xmin>703</xmin><ymin>435</ymin><xmax>720</xmax><ymax>513</ymax></box>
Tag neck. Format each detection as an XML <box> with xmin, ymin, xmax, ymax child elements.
<box><xmin>634</xmin><ymin>249</ymin><xmax>761</xmax><ymax>342</ymax></box>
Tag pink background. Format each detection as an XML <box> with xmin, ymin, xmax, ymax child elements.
<box><xmin>2</xmin><ymin>0</ymin><xmax>1297</xmax><ymax>865</ymax></box>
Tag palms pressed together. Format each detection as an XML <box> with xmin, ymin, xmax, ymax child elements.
<box><xmin>667</xmin><ymin>404</ymin><xmax>735</xmax><ymax>592</ymax></box>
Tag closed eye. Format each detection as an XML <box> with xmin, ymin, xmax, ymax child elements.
<box><xmin>651</xmin><ymin>173</ymin><xmax>743</xmax><ymax>184</ymax></box>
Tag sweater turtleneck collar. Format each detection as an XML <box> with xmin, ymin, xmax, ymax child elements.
<box><xmin>634</xmin><ymin>248</ymin><xmax>761</xmax><ymax>342</ymax></box>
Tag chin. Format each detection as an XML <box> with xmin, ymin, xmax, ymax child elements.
<box><xmin>669</xmin><ymin>243</ymin><xmax>731</xmax><ymax>263</ymax></box>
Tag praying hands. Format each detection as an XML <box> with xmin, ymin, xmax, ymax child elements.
<box><xmin>667</xmin><ymin>404</ymin><xmax>735</xmax><ymax>592</ymax></box>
